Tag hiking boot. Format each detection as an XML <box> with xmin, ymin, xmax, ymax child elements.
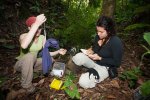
<box><xmin>68</xmin><ymin>47</ymin><xmax>77</xmax><ymax>57</ymax></box>
<box><xmin>66</xmin><ymin>59</ymin><xmax>79</xmax><ymax>74</ymax></box>
<box><xmin>23</xmin><ymin>85</ymin><xmax>36</xmax><ymax>94</ymax></box>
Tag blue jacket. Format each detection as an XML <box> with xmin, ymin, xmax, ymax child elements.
<box><xmin>40</xmin><ymin>38</ymin><xmax>59</xmax><ymax>74</ymax></box>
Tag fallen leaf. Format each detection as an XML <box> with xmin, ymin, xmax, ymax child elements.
<box><xmin>6</xmin><ymin>90</ymin><xmax>18</xmax><ymax>100</ymax></box>
<box><xmin>93</xmin><ymin>93</ymin><xmax>101</xmax><ymax>98</ymax></box>
<box><xmin>83</xmin><ymin>92</ymin><xmax>88</xmax><ymax>97</ymax></box>
<box><xmin>78</xmin><ymin>88</ymin><xmax>84</xmax><ymax>93</ymax></box>
<box><xmin>38</xmin><ymin>78</ymin><xmax>45</xmax><ymax>85</ymax></box>
<box><xmin>107</xmin><ymin>95</ymin><xmax>116</xmax><ymax>99</ymax></box>
<box><xmin>121</xmin><ymin>90</ymin><xmax>127</xmax><ymax>94</ymax></box>
<box><xmin>98</xmin><ymin>85</ymin><xmax>107</xmax><ymax>91</ymax></box>
<box><xmin>85</xmin><ymin>89</ymin><xmax>93</xmax><ymax>93</ymax></box>
<box><xmin>33</xmin><ymin>83</ymin><xmax>38</xmax><ymax>87</ymax></box>
<box><xmin>36</xmin><ymin>93</ymin><xmax>40</xmax><ymax>100</ymax></box>
<box><xmin>110</xmin><ymin>80</ymin><xmax>120</xmax><ymax>88</ymax></box>
<box><xmin>137</xmin><ymin>77</ymin><xmax>144</xmax><ymax>85</ymax></box>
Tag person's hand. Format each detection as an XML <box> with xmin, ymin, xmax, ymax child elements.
<box><xmin>34</xmin><ymin>14</ymin><xmax>47</xmax><ymax>26</ymax></box>
<box><xmin>58</xmin><ymin>49</ymin><xmax>67</xmax><ymax>55</ymax></box>
<box><xmin>98</xmin><ymin>39</ymin><xmax>105</xmax><ymax>46</ymax></box>
<box><xmin>88</xmin><ymin>54</ymin><xmax>102</xmax><ymax>60</ymax></box>
<box><xmin>86</xmin><ymin>47</ymin><xmax>94</xmax><ymax>55</ymax></box>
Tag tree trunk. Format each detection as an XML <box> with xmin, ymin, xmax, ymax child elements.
<box><xmin>101</xmin><ymin>0</ymin><xmax>116</xmax><ymax>18</ymax></box>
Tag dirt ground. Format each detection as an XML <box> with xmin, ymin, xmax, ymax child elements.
<box><xmin>0</xmin><ymin>40</ymin><xmax>144</xmax><ymax>100</ymax></box>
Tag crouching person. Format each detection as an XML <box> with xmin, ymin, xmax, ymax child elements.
<box><xmin>14</xmin><ymin>14</ymin><xmax>67</xmax><ymax>93</ymax></box>
<box><xmin>72</xmin><ymin>16</ymin><xmax>123</xmax><ymax>89</ymax></box>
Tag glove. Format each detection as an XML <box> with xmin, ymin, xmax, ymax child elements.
<box><xmin>87</xmin><ymin>68</ymin><xmax>100</xmax><ymax>80</ymax></box>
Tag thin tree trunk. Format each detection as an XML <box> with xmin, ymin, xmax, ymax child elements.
<box><xmin>101</xmin><ymin>0</ymin><xmax>116</xmax><ymax>18</ymax></box>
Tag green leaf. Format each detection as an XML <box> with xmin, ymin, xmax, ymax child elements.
<box><xmin>119</xmin><ymin>67</ymin><xmax>142</xmax><ymax>88</ymax></box>
<box><xmin>143</xmin><ymin>32</ymin><xmax>150</xmax><ymax>46</ymax></box>
<box><xmin>141</xmin><ymin>51</ymin><xmax>150</xmax><ymax>60</ymax></box>
<box><xmin>64</xmin><ymin>84</ymin><xmax>80</xmax><ymax>99</ymax></box>
<box><xmin>119</xmin><ymin>74</ymin><xmax>126</xmax><ymax>80</ymax></box>
<box><xmin>126</xmin><ymin>71</ymin><xmax>138</xmax><ymax>80</ymax></box>
<box><xmin>63</xmin><ymin>72</ymin><xmax>80</xmax><ymax>99</ymax></box>
<box><xmin>2</xmin><ymin>44</ymin><xmax>15</xmax><ymax>49</ymax></box>
<box><xmin>141</xmin><ymin>44</ymin><xmax>150</xmax><ymax>51</ymax></box>
<box><xmin>129</xmin><ymin>80</ymin><xmax>135</xmax><ymax>88</ymax></box>
<box><xmin>63</xmin><ymin>77</ymin><xmax>72</xmax><ymax>87</ymax></box>
<box><xmin>134</xmin><ymin>4</ymin><xmax>150</xmax><ymax>14</ymax></box>
<box><xmin>0</xmin><ymin>77</ymin><xmax>8</xmax><ymax>86</ymax></box>
<box><xmin>124</xmin><ymin>24</ymin><xmax>150</xmax><ymax>31</ymax></box>
<box><xmin>140</xmin><ymin>80</ymin><xmax>150</xmax><ymax>96</ymax></box>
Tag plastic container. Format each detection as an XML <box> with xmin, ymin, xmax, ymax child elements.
<box><xmin>51</xmin><ymin>62</ymin><xmax>65</xmax><ymax>77</ymax></box>
<box><xmin>49</xmin><ymin>78</ymin><xmax>63</xmax><ymax>90</ymax></box>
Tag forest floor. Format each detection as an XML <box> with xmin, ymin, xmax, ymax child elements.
<box><xmin>0</xmin><ymin>35</ymin><xmax>148</xmax><ymax>100</ymax></box>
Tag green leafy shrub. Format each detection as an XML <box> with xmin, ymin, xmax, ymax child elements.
<box><xmin>0</xmin><ymin>77</ymin><xmax>8</xmax><ymax>87</ymax></box>
<box><xmin>134</xmin><ymin>4</ymin><xmax>150</xmax><ymax>14</ymax></box>
<box><xmin>62</xmin><ymin>72</ymin><xmax>80</xmax><ymax>99</ymax></box>
<box><xmin>140</xmin><ymin>80</ymin><xmax>150</xmax><ymax>96</ymax></box>
<box><xmin>54</xmin><ymin>0</ymin><xmax>100</xmax><ymax>48</ymax></box>
<box><xmin>30</xmin><ymin>0</ymin><xmax>41</xmax><ymax>13</ymax></box>
<box><xmin>119</xmin><ymin>67</ymin><xmax>142</xmax><ymax>88</ymax></box>
<box><xmin>141</xmin><ymin>32</ymin><xmax>150</xmax><ymax>60</ymax></box>
<box><xmin>124</xmin><ymin>24</ymin><xmax>150</xmax><ymax>31</ymax></box>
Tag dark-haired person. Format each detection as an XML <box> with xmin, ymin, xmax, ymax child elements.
<box><xmin>72</xmin><ymin>16</ymin><xmax>123</xmax><ymax>89</ymax></box>
<box><xmin>14</xmin><ymin>14</ymin><xmax>67</xmax><ymax>93</ymax></box>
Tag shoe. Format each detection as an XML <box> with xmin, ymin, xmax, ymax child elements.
<box><xmin>23</xmin><ymin>85</ymin><xmax>36</xmax><ymax>94</ymax></box>
<box><xmin>68</xmin><ymin>47</ymin><xmax>77</xmax><ymax>57</ymax></box>
<box><xmin>66</xmin><ymin>59</ymin><xmax>79</xmax><ymax>74</ymax></box>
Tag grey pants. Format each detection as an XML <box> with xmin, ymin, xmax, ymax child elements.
<box><xmin>72</xmin><ymin>53</ymin><xmax>109</xmax><ymax>89</ymax></box>
<box><xmin>14</xmin><ymin>53</ymin><xmax>42</xmax><ymax>89</ymax></box>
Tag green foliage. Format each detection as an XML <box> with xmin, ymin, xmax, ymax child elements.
<box><xmin>54</xmin><ymin>0</ymin><xmax>100</xmax><ymax>48</ymax></box>
<box><xmin>141</xmin><ymin>32</ymin><xmax>150</xmax><ymax>60</ymax></box>
<box><xmin>63</xmin><ymin>72</ymin><xmax>80</xmax><ymax>99</ymax></box>
<box><xmin>1</xmin><ymin>44</ymin><xmax>15</xmax><ymax>49</ymax></box>
<box><xmin>30</xmin><ymin>0</ymin><xmax>41</xmax><ymax>13</ymax></box>
<box><xmin>143</xmin><ymin>32</ymin><xmax>150</xmax><ymax>45</ymax></box>
<box><xmin>0</xmin><ymin>0</ymin><xmax>5</xmax><ymax>22</ymax></box>
<box><xmin>119</xmin><ymin>67</ymin><xmax>142</xmax><ymax>88</ymax></box>
<box><xmin>88</xmin><ymin>0</ymin><xmax>101</xmax><ymax>8</ymax></box>
<box><xmin>0</xmin><ymin>77</ymin><xmax>8</xmax><ymax>87</ymax></box>
<box><xmin>140</xmin><ymin>80</ymin><xmax>150</xmax><ymax>96</ymax></box>
<box><xmin>124</xmin><ymin>23</ymin><xmax>150</xmax><ymax>31</ymax></box>
<box><xmin>115</xmin><ymin>0</ymin><xmax>150</xmax><ymax>34</ymax></box>
<box><xmin>115</xmin><ymin>1</ymin><xmax>137</xmax><ymax>23</ymax></box>
<box><xmin>134</xmin><ymin>4</ymin><xmax>150</xmax><ymax>14</ymax></box>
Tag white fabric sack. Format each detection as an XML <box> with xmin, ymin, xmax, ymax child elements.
<box><xmin>78</xmin><ymin>72</ymin><xmax>99</xmax><ymax>89</ymax></box>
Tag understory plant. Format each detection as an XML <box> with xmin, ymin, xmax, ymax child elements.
<box><xmin>141</xmin><ymin>32</ymin><xmax>150</xmax><ymax>60</ymax></box>
<box><xmin>119</xmin><ymin>67</ymin><xmax>142</xmax><ymax>88</ymax></box>
<box><xmin>54</xmin><ymin>0</ymin><xmax>100</xmax><ymax>48</ymax></box>
<box><xmin>62</xmin><ymin>72</ymin><xmax>80</xmax><ymax>99</ymax></box>
<box><xmin>140</xmin><ymin>80</ymin><xmax>150</xmax><ymax>96</ymax></box>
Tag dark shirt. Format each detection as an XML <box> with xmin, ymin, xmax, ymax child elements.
<box><xmin>92</xmin><ymin>35</ymin><xmax>123</xmax><ymax>68</ymax></box>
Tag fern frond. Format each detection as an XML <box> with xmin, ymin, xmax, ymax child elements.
<box><xmin>124</xmin><ymin>23</ymin><xmax>150</xmax><ymax>31</ymax></box>
<box><xmin>134</xmin><ymin>4</ymin><xmax>150</xmax><ymax>14</ymax></box>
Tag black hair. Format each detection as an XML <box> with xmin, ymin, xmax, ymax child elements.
<box><xmin>96</xmin><ymin>16</ymin><xmax>116</xmax><ymax>36</ymax></box>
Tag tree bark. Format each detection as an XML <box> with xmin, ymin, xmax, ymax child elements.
<box><xmin>101</xmin><ymin>0</ymin><xmax>116</xmax><ymax>18</ymax></box>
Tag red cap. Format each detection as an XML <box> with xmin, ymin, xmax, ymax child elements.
<box><xmin>25</xmin><ymin>16</ymin><xmax>36</xmax><ymax>27</ymax></box>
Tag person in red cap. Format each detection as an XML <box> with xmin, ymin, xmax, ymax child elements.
<box><xmin>14</xmin><ymin>14</ymin><xmax>67</xmax><ymax>93</ymax></box>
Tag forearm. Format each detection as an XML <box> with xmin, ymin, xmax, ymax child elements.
<box><xmin>21</xmin><ymin>24</ymin><xmax>40</xmax><ymax>49</ymax></box>
<box><xmin>49</xmin><ymin>49</ymin><xmax>67</xmax><ymax>56</ymax></box>
<box><xmin>49</xmin><ymin>50</ymin><xmax>59</xmax><ymax>56</ymax></box>
<box><xmin>21</xmin><ymin>14</ymin><xmax>46</xmax><ymax>49</ymax></box>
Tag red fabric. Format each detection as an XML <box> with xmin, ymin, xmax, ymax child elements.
<box><xmin>25</xmin><ymin>16</ymin><xmax>36</xmax><ymax>27</ymax></box>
